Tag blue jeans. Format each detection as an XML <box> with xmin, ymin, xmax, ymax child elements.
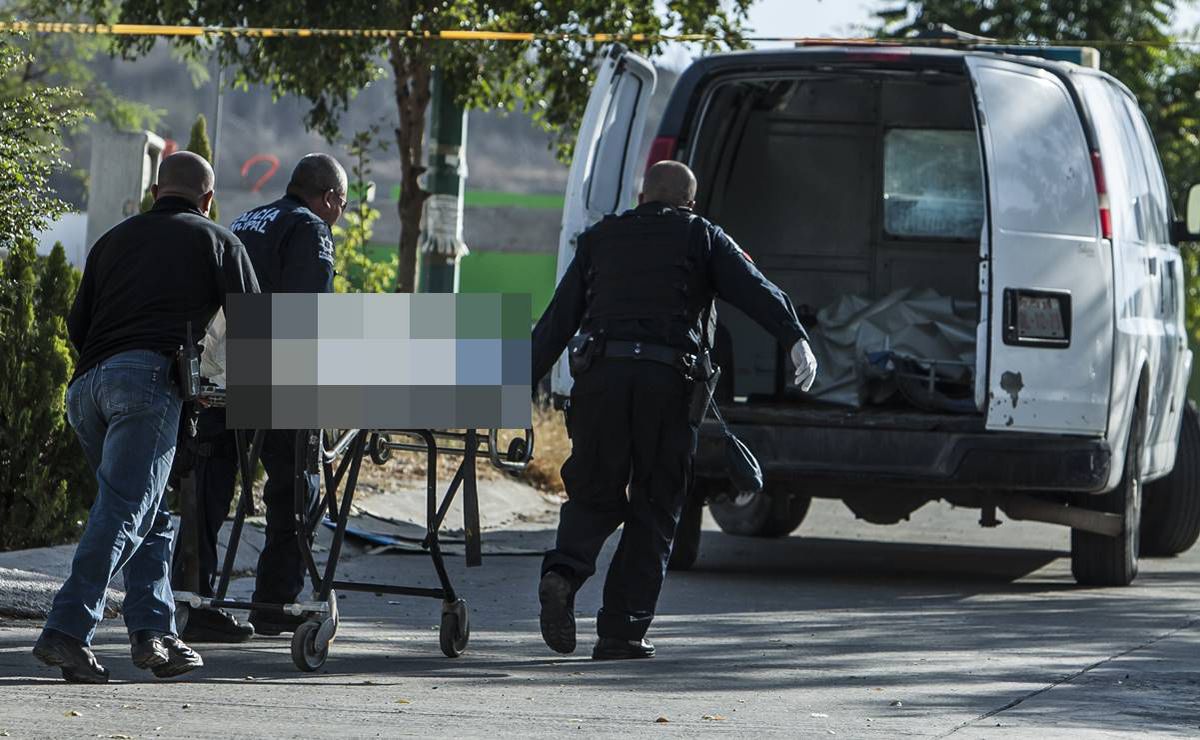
<box><xmin>45</xmin><ymin>350</ymin><xmax>183</xmax><ymax>644</ymax></box>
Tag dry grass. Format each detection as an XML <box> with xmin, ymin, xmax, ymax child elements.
<box><xmin>328</xmin><ymin>409</ymin><xmax>572</xmax><ymax>496</ymax></box>
<box><xmin>519</xmin><ymin>404</ymin><xmax>570</xmax><ymax>495</ymax></box>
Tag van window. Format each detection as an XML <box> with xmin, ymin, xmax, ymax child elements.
<box><xmin>883</xmin><ymin>129</ymin><xmax>984</xmax><ymax>240</ymax></box>
<box><xmin>1120</xmin><ymin>92</ymin><xmax>1171</xmax><ymax>244</ymax></box>
<box><xmin>973</xmin><ymin>66</ymin><xmax>1095</xmax><ymax>236</ymax></box>
<box><xmin>584</xmin><ymin>72</ymin><xmax>647</xmax><ymax>215</ymax></box>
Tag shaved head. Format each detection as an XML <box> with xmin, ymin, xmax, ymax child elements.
<box><xmin>642</xmin><ymin>160</ymin><xmax>697</xmax><ymax>208</ymax></box>
<box><xmin>156</xmin><ymin>151</ymin><xmax>215</xmax><ymax>204</ymax></box>
<box><xmin>287</xmin><ymin>153</ymin><xmax>348</xmax><ymax>200</ymax></box>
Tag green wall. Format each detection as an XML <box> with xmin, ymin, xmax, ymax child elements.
<box><xmin>458</xmin><ymin>250</ymin><xmax>557</xmax><ymax>318</ymax></box>
<box><xmin>364</xmin><ymin>242</ymin><xmax>557</xmax><ymax>318</ymax></box>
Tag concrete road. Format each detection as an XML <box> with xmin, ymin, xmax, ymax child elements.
<box><xmin>0</xmin><ymin>497</ymin><xmax>1197</xmax><ymax>738</ymax></box>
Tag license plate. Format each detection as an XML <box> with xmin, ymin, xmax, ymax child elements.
<box><xmin>1017</xmin><ymin>295</ymin><xmax>1066</xmax><ymax>340</ymax></box>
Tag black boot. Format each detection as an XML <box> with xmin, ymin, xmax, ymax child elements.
<box><xmin>32</xmin><ymin>629</ymin><xmax>110</xmax><ymax>684</ymax></box>
<box><xmin>181</xmin><ymin>608</ymin><xmax>255</xmax><ymax>643</ymax></box>
<box><xmin>248</xmin><ymin>610</ymin><xmax>305</xmax><ymax>636</ymax></box>
<box><xmin>538</xmin><ymin>571</ymin><xmax>576</xmax><ymax>655</ymax></box>
<box><xmin>592</xmin><ymin>637</ymin><xmax>655</xmax><ymax>660</ymax></box>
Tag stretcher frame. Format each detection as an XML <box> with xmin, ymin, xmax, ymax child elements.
<box><xmin>173</xmin><ymin>390</ymin><xmax>533</xmax><ymax>671</ymax></box>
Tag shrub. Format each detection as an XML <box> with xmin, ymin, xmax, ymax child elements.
<box><xmin>0</xmin><ymin>240</ymin><xmax>95</xmax><ymax>550</ymax></box>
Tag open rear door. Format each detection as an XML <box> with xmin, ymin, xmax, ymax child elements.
<box><xmin>550</xmin><ymin>45</ymin><xmax>657</xmax><ymax>399</ymax></box>
<box><xmin>965</xmin><ymin>55</ymin><xmax>1114</xmax><ymax>434</ymax></box>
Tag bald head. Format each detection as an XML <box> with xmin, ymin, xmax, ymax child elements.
<box><xmin>287</xmin><ymin>153</ymin><xmax>348</xmax><ymax>201</ymax></box>
<box><xmin>641</xmin><ymin>160</ymin><xmax>697</xmax><ymax>208</ymax></box>
<box><xmin>286</xmin><ymin>153</ymin><xmax>349</xmax><ymax>227</ymax></box>
<box><xmin>155</xmin><ymin>151</ymin><xmax>215</xmax><ymax>205</ymax></box>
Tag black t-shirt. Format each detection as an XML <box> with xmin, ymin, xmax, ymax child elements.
<box><xmin>67</xmin><ymin>196</ymin><xmax>261</xmax><ymax>381</ymax></box>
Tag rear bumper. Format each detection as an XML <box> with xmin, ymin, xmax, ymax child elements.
<box><xmin>696</xmin><ymin>416</ymin><xmax>1112</xmax><ymax>493</ymax></box>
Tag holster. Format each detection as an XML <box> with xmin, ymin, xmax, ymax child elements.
<box><xmin>688</xmin><ymin>351</ymin><xmax>721</xmax><ymax>424</ymax></box>
<box><xmin>567</xmin><ymin>331</ymin><xmax>603</xmax><ymax>377</ymax></box>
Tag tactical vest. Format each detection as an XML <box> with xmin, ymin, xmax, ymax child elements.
<box><xmin>579</xmin><ymin>208</ymin><xmax>705</xmax><ymax>343</ymax></box>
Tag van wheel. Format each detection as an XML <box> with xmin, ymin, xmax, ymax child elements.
<box><xmin>668</xmin><ymin>496</ymin><xmax>704</xmax><ymax>571</ymax></box>
<box><xmin>1141</xmin><ymin>402</ymin><xmax>1200</xmax><ymax>557</ymax></box>
<box><xmin>1071</xmin><ymin>407</ymin><xmax>1142</xmax><ymax>586</ymax></box>
<box><xmin>710</xmin><ymin>487</ymin><xmax>810</xmax><ymax>538</ymax></box>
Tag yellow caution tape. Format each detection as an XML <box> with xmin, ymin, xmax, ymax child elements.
<box><xmin>0</xmin><ymin>21</ymin><xmax>1197</xmax><ymax>48</ymax></box>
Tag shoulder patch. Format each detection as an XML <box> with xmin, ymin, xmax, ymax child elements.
<box><xmin>315</xmin><ymin>226</ymin><xmax>335</xmax><ymax>265</ymax></box>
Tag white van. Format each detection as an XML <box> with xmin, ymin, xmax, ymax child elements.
<box><xmin>552</xmin><ymin>44</ymin><xmax>1200</xmax><ymax>586</ymax></box>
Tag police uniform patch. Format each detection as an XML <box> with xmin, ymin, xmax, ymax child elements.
<box><xmin>317</xmin><ymin>228</ymin><xmax>335</xmax><ymax>265</ymax></box>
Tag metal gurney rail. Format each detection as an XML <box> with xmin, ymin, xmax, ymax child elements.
<box><xmin>173</xmin><ymin>396</ymin><xmax>534</xmax><ymax>671</ymax></box>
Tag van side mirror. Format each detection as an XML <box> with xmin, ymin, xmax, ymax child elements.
<box><xmin>1173</xmin><ymin>183</ymin><xmax>1200</xmax><ymax>243</ymax></box>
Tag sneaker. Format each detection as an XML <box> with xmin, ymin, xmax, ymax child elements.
<box><xmin>32</xmin><ymin>629</ymin><xmax>109</xmax><ymax>684</ymax></box>
<box><xmin>248</xmin><ymin>610</ymin><xmax>305</xmax><ymax>636</ymax></box>
<box><xmin>181</xmin><ymin>608</ymin><xmax>255</xmax><ymax>644</ymax></box>
<box><xmin>592</xmin><ymin>637</ymin><xmax>655</xmax><ymax>661</ymax></box>
<box><xmin>151</xmin><ymin>636</ymin><xmax>204</xmax><ymax>679</ymax></box>
<box><xmin>129</xmin><ymin>630</ymin><xmax>170</xmax><ymax>670</ymax></box>
<box><xmin>538</xmin><ymin>571</ymin><xmax>576</xmax><ymax>655</ymax></box>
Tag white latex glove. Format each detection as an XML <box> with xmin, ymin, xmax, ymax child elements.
<box><xmin>790</xmin><ymin>339</ymin><xmax>817</xmax><ymax>392</ymax></box>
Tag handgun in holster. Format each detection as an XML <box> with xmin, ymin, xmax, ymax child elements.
<box><xmin>567</xmin><ymin>331</ymin><xmax>604</xmax><ymax>377</ymax></box>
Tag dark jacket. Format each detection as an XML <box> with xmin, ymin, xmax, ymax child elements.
<box><xmin>532</xmin><ymin>203</ymin><xmax>807</xmax><ymax>383</ymax></box>
<box><xmin>230</xmin><ymin>193</ymin><xmax>334</xmax><ymax>294</ymax></box>
<box><xmin>67</xmin><ymin>196</ymin><xmax>261</xmax><ymax>381</ymax></box>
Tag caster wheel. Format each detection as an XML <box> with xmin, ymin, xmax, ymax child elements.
<box><xmin>175</xmin><ymin>603</ymin><xmax>190</xmax><ymax>635</ymax></box>
<box><xmin>439</xmin><ymin>599</ymin><xmax>470</xmax><ymax>658</ymax></box>
<box><xmin>506</xmin><ymin>437</ymin><xmax>527</xmax><ymax>464</ymax></box>
<box><xmin>369</xmin><ymin>434</ymin><xmax>392</xmax><ymax>465</ymax></box>
<box><xmin>291</xmin><ymin>621</ymin><xmax>329</xmax><ymax>672</ymax></box>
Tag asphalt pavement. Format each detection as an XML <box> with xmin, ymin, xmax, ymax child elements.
<box><xmin>0</xmin><ymin>492</ymin><xmax>1197</xmax><ymax>738</ymax></box>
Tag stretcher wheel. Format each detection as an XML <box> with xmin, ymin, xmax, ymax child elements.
<box><xmin>439</xmin><ymin>599</ymin><xmax>470</xmax><ymax>658</ymax></box>
<box><xmin>291</xmin><ymin>620</ymin><xmax>329</xmax><ymax>672</ymax></box>
<box><xmin>175</xmin><ymin>604</ymin><xmax>190</xmax><ymax>635</ymax></box>
<box><xmin>506</xmin><ymin>437</ymin><xmax>527</xmax><ymax>463</ymax></box>
<box><xmin>369</xmin><ymin>433</ymin><xmax>392</xmax><ymax>465</ymax></box>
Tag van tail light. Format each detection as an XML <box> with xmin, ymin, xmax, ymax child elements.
<box><xmin>1091</xmin><ymin>150</ymin><xmax>1113</xmax><ymax>240</ymax></box>
<box><xmin>645</xmin><ymin>136</ymin><xmax>678</xmax><ymax>171</ymax></box>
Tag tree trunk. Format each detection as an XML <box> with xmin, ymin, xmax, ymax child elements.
<box><xmin>388</xmin><ymin>38</ymin><xmax>432</xmax><ymax>294</ymax></box>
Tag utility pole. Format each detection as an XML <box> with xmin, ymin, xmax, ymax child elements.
<box><xmin>418</xmin><ymin>68</ymin><xmax>469</xmax><ymax>293</ymax></box>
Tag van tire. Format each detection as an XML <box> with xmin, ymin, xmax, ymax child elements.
<box><xmin>1071</xmin><ymin>407</ymin><xmax>1143</xmax><ymax>586</ymax></box>
<box><xmin>668</xmin><ymin>497</ymin><xmax>704</xmax><ymax>571</ymax></box>
<box><xmin>1141</xmin><ymin>402</ymin><xmax>1200</xmax><ymax>557</ymax></box>
<box><xmin>710</xmin><ymin>488</ymin><xmax>810</xmax><ymax>538</ymax></box>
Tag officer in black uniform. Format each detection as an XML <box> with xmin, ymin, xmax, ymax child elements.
<box><xmin>171</xmin><ymin>153</ymin><xmax>347</xmax><ymax>642</ymax></box>
<box><xmin>532</xmin><ymin>161</ymin><xmax>818</xmax><ymax>660</ymax></box>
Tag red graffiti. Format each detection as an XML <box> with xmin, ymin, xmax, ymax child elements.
<box><xmin>241</xmin><ymin>154</ymin><xmax>280</xmax><ymax>193</ymax></box>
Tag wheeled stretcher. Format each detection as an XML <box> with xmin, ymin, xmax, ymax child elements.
<box><xmin>173</xmin><ymin>389</ymin><xmax>534</xmax><ymax>671</ymax></box>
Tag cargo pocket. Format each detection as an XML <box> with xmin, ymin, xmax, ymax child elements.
<box><xmin>560</xmin><ymin>373</ymin><xmax>608</xmax><ymax>501</ymax></box>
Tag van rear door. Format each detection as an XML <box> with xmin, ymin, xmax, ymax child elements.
<box><xmin>550</xmin><ymin>45</ymin><xmax>657</xmax><ymax>398</ymax></box>
<box><xmin>965</xmin><ymin>56</ymin><xmax>1113</xmax><ymax>434</ymax></box>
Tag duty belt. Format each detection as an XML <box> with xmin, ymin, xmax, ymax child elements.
<box><xmin>602</xmin><ymin>340</ymin><xmax>697</xmax><ymax>378</ymax></box>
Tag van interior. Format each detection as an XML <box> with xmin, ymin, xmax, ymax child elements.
<box><xmin>687</xmin><ymin>67</ymin><xmax>987</xmax><ymax>419</ymax></box>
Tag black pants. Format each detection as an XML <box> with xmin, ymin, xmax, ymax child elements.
<box><xmin>170</xmin><ymin>408</ymin><xmax>320</xmax><ymax>605</ymax></box>
<box><xmin>543</xmin><ymin>359</ymin><xmax>697</xmax><ymax>641</ymax></box>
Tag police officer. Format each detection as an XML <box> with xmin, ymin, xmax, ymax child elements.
<box><xmin>170</xmin><ymin>153</ymin><xmax>347</xmax><ymax>641</ymax></box>
<box><xmin>34</xmin><ymin>152</ymin><xmax>259</xmax><ymax>682</ymax></box>
<box><xmin>532</xmin><ymin>161</ymin><xmax>817</xmax><ymax>660</ymax></box>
